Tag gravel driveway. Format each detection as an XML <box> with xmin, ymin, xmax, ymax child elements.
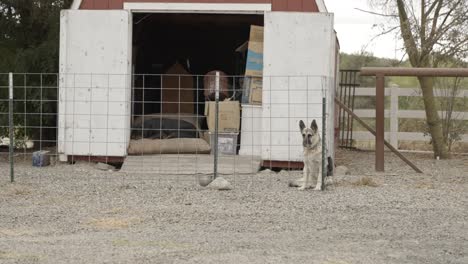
<box><xmin>0</xmin><ymin>149</ymin><xmax>467</xmax><ymax>264</ymax></box>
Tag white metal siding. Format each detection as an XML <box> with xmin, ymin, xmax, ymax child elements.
<box><xmin>239</xmin><ymin>105</ymin><xmax>263</xmax><ymax>156</ymax></box>
<box><xmin>59</xmin><ymin>10</ymin><xmax>132</xmax><ymax>157</ymax></box>
<box><xmin>262</xmin><ymin>12</ymin><xmax>335</xmax><ymax>162</ymax></box>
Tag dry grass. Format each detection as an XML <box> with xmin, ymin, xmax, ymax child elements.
<box><xmin>86</xmin><ymin>217</ymin><xmax>140</xmax><ymax>230</ymax></box>
<box><xmin>13</xmin><ymin>187</ymin><xmax>31</xmax><ymax>196</ymax></box>
<box><xmin>0</xmin><ymin>185</ymin><xmax>32</xmax><ymax>196</ymax></box>
<box><xmin>0</xmin><ymin>251</ymin><xmax>42</xmax><ymax>261</ymax></box>
<box><xmin>322</xmin><ymin>260</ymin><xmax>352</xmax><ymax>264</ymax></box>
<box><xmin>351</xmin><ymin>177</ymin><xmax>379</xmax><ymax>187</ymax></box>
<box><xmin>0</xmin><ymin>228</ymin><xmax>35</xmax><ymax>237</ymax></box>
<box><xmin>414</xmin><ymin>182</ymin><xmax>435</xmax><ymax>189</ymax></box>
<box><xmin>112</xmin><ymin>239</ymin><xmax>192</xmax><ymax>249</ymax></box>
<box><xmin>103</xmin><ymin>207</ymin><xmax>125</xmax><ymax>215</ymax></box>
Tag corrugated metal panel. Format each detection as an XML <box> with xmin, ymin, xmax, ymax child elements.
<box><xmin>287</xmin><ymin>0</ymin><xmax>303</xmax><ymax>11</ymax></box>
<box><xmin>109</xmin><ymin>0</ymin><xmax>123</xmax><ymax>9</ymax></box>
<box><xmin>271</xmin><ymin>0</ymin><xmax>287</xmax><ymax>11</ymax></box>
<box><xmin>80</xmin><ymin>0</ymin><xmax>93</xmax><ymax>9</ymax></box>
<box><xmin>93</xmin><ymin>1</ymin><xmax>109</xmax><ymax>9</ymax></box>
<box><xmin>79</xmin><ymin>0</ymin><xmax>319</xmax><ymax>12</ymax></box>
<box><xmin>302</xmin><ymin>0</ymin><xmax>318</xmax><ymax>12</ymax></box>
<box><xmin>80</xmin><ymin>0</ymin><xmax>270</xmax><ymax>9</ymax></box>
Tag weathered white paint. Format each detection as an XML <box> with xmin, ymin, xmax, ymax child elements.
<box><xmin>59</xmin><ymin>10</ymin><xmax>132</xmax><ymax>157</ymax></box>
<box><xmin>355</xmin><ymin>87</ymin><xmax>468</xmax><ymax>97</ymax></box>
<box><xmin>353</xmin><ymin>109</ymin><xmax>467</xmax><ymax>120</ymax></box>
<box><xmin>389</xmin><ymin>85</ymin><xmax>399</xmax><ymax>147</ymax></box>
<box><xmin>123</xmin><ymin>2</ymin><xmax>271</xmax><ymax>14</ymax></box>
<box><xmin>57</xmin><ymin>8</ymin><xmax>338</xmax><ymax>161</ymax></box>
<box><xmin>239</xmin><ymin>104</ymin><xmax>263</xmax><ymax>157</ymax></box>
<box><xmin>329</xmin><ymin>31</ymin><xmax>340</xmax><ymax>158</ymax></box>
<box><xmin>262</xmin><ymin>12</ymin><xmax>336</xmax><ymax>162</ymax></box>
<box><xmin>348</xmin><ymin>85</ymin><xmax>468</xmax><ymax>150</ymax></box>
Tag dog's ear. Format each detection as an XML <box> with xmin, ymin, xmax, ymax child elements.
<box><xmin>311</xmin><ymin>120</ymin><xmax>318</xmax><ymax>132</ymax></box>
<box><xmin>299</xmin><ymin>120</ymin><xmax>306</xmax><ymax>132</ymax></box>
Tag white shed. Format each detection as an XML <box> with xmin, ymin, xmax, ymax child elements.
<box><xmin>58</xmin><ymin>0</ymin><xmax>339</xmax><ymax>168</ymax></box>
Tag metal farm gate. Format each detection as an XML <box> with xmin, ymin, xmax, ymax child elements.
<box><xmin>337</xmin><ymin>70</ymin><xmax>359</xmax><ymax>148</ymax></box>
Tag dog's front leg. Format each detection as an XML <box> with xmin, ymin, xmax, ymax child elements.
<box><xmin>314</xmin><ymin>162</ymin><xmax>323</xmax><ymax>191</ymax></box>
<box><xmin>298</xmin><ymin>165</ymin><xmax>309</xmax><ymax>190</ymax></box>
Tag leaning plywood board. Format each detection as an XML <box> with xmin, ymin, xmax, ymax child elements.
<box><xmin>262</xmin><ymin>12</ymin><xmax>336</xmax><ymax>162</ymax></box>
<box><xmin>58</xmin><ymin>10</ymin><xmax>132</xmax><ymax>158</ymax></box>
<box><xmin>328</xmin><ymin>29</ymin><xmax>339</xmax><ymax>162</ymax></box>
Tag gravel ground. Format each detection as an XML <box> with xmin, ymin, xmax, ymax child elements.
<box><xmin>0</xmin><ymin>149</ymin><xmax>467</xmax><ymax>264</ymax></box>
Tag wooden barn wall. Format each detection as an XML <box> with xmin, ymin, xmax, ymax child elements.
<box><xmin>79</xmin><ymin>0</ymin><xmax>319</xmax><ymax>12</ymax></box>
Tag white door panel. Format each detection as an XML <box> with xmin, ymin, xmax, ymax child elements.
<box><xmin>262</xmin><ymin>12</ymin><xmax>335</xmax><ymax>162</ymax></box>
<box><xmin>58</xmin><ymin>10</ymin><xmax>132</xmax><ymax>157</ymax></box>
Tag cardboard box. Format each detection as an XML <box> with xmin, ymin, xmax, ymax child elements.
<box><xmin>248</xmin><ymin>77</ymin><xmax>262</xmax><ymax>104</ymax></box>
<box><xmin>245</xmin><ymin>25</ymin><xmax>264</xmax><ymax>77</ymax></box>
<box><xmin>204</xmin><ymin>101</ymin><xmax>240</xmax><ymax>132</ymax></box>
<box><xmin>241</xmin><ymin>26</ymin><xmax>264</xmax><ymax>104</ymax></box>
<box><xmin>241</xmin><ymin>77</ymin><xmax>263</xmax><ymax>104</ymax></box>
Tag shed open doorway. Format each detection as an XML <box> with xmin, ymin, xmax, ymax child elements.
<box><xmin>129</xmin><ymin>13</ymin><xmax>263</xmax><ymax>155</ymax></box>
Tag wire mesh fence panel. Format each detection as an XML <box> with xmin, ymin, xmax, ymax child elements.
<box><xmin>0</xmin><ymin>73</ymin><xmax>60</xmax><ymax>182</ymax></box>
<box><xmin>1</xmin><ymin>73</ymin><xmax>333</xmax><ymax>189</ymax></box>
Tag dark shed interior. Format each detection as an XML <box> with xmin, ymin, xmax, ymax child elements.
<box><xmin>131</xmin><ymin>13</ymin><xmax>263</xmax><ymax>117</ymax></box>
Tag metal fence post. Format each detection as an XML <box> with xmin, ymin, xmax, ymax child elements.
<box><xmin>321</xmin><ymin>97</ymin><xmax>326</xmax><ymax>191</ymax></box>
<box><xmin>9</xmin><ymin>72</ymin><xmax>14</xmax><ymax>183</ymax></box>
<box><xmin>213</xmin><ymin>72</ymin><xmax>220</xmax><ymax>179</ymax></box>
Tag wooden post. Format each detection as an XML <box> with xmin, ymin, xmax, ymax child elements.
<box><xmin>390</xmin><ymin>84</ymin><xmax>399</xmax><ymax>148</ymax></box>
<box><xmin>375</xmin><ymin>74</ymin><xmax>385</xmax><ymax>171</ymax></box>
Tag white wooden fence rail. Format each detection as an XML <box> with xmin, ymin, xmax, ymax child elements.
<box><xmin>351</xmin><ymin>87</ymin><xmax>468</xmax><ymax>149</ymax></box>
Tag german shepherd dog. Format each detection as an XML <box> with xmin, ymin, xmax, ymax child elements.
<box><xmin>298</xmin><ymin>120</ymin><xmax>322</xmax><ymax>191</ymax></box>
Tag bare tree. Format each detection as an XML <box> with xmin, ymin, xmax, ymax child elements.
<box><xmin>367</xmin><ymin>0</ymin><xmax>468</xmax><ymax>158</ymax></box>
<box><xmin>436</xmin><ymin>77</ymin><xmax>467</xmax><ymax>152</ymax></box>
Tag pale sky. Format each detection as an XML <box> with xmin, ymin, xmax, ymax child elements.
<box><xmin>325</xmin><ymin>0</ymin><xmax>405</xmax><ymax>59</ymax></box>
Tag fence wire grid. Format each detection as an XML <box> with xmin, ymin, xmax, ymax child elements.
<box><xmin>0</xmin><ymin>72</ymin><xmax>333</xmax><ymax>187</ymax></box>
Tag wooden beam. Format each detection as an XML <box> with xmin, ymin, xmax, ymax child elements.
<box><xmin>335</xmin><ymin>97</ymin><xmax>423</xmax><ymax>173</ymax></box>
<box><xmin>375</xmin><ymin>74</ymin><xmax>385</xmax><ymax>171</ymax></box>
<box><xmin>262</xmin><ymin>160</ymin><xmax>304</xmax><ymax>170</ymax></box>
<box><xmin>68</xmin><ymin>156</ymin><xmax>125</xmax><ymax>163</ymax></box>
<box><xmin>361</xmin><ymin>67</ymin><xmax>468</xmax><ymax>77</ymax></box>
